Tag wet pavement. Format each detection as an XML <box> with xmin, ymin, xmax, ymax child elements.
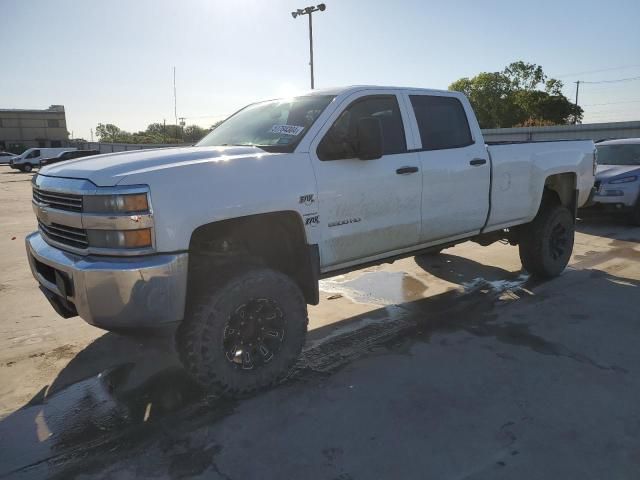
<box><xmin>1</xmin><ymin>169</ymin><xmax>640</xmax><ymax>479</ymax></box>
<box><xmin>5</xmin><ymin>252</ymin><xmax>638</xmax><ymax>479</ymax></box>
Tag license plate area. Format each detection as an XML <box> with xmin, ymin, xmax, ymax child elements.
<box><xmin>33</xmin><ymin>257</ymin><xmax>74</xmax><ymax>298</ymax></box>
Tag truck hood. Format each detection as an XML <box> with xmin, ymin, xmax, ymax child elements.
<box><xmin>39</xmin><ymin>146</ymin><xmax>274</xmax><ymax>186</ymax></box>
<box><xmin>596</xmin><ymin>164</ymin><xmax>640</xmax><ymax>182</ymax></box>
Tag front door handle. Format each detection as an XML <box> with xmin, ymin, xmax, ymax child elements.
<box><xmin>396</xmin><ymin>166</ymin><xmax>419</xmax><ymax>175</ymax></box>
<box><xmin>470</xmin><ymin>158</ymin><xmax>487</xmax><ymax>166</ymax></box>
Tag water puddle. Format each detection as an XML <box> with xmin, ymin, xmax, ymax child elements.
<box><xmin>0</xmin><ymin>364</ymin><xmax>207</xmax><ymax>478</ymax></box>
<box><xmin>320</xmin><ymin>271</ymin><xmax>428</xmax><ymax>305</ymax></box>
<box><xmin>460</xmin><ymin>274</ymin><xmax>530</xmax><ymax>293</ymax></box>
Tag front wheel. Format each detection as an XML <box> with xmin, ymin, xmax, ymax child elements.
<box><xmin>22</xmin><ymin>163</ymin><xmax>33</xmax><ymax>173</ymax></box>
<box><xmin>177</xmin><ymin>267</ymin><xmax>308</xmax><ymax>395</ymax></box>
<box><xmin>519</xmin><ymin>204</ymin><xmax>575</xmax><ymax>278</ymax></box>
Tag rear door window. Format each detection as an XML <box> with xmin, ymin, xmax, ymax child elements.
<box><xmin>410</xmin><ymin>95</ymin><xmax>473</xmax><ymax>151</ymax></box>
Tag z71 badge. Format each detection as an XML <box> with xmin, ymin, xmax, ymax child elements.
<box><xmin>305</xmin><ymin>215</ymin><xmax>319</xmax><ymax>226</ymax></box>
<box><xmin>299</xmin><ymin>194</ymin><xmax>315</xmax><ymax>206</ymax></box>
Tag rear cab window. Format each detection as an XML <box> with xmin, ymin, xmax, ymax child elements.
<box><xmin>409</xmin><ymin>95</ymin><xmax>473</xmax><ymax>151</ymax></box>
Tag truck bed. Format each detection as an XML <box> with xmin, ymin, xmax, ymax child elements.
<box><xmin>483</xmin><ymin>140</ymin><xmax>595</xmax><ymax>232</ymax></box>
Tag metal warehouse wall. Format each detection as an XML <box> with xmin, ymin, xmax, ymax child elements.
<box><xmin>74</xmin><ymin>142</ymin><xmax>182</xmax><ymax>153</ymax></box>
<box><xmin>482</xmin><ymin>121</ymin><xmax>640</xmax><ymax>142</ymax></box>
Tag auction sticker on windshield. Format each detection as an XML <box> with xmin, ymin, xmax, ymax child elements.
<box><xmin>270</xmin><ymin>125</ymin><xmax>305</xmax><ymax>136</ymax></box>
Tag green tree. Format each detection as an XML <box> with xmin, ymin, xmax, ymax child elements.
<box><xmin>95</xmin><ymin>123</ymin><xmax>122</xmax><ymax>143</ymax></box>
<box><xmin>449</xmin><ymin>61</ymin><xmax>582</xmax><ymax>128</ymax></box>
<box><xmin>183</xmin><ymin>125</ymin><xmax>208</xmax><ymax>143</ymax></box>
<box><xmin>95</xmin><ymin>121</ymin><xmax>218</xmax><ymax>145</ymax></box>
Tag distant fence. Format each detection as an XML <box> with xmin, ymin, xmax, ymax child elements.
<box><xmin>73</xmin><ymin>142</ymin><xmax>182</xmax><ymax>154</ymax></box>
<box><xmin>77</xmin><ymin>121</ymin><xmax>640</xmax><ymax>152</ymax></box>
<box><xmin>482</xmin><ymin>120</ymin><xmax>640</xmax><ymax>143</ymax></box>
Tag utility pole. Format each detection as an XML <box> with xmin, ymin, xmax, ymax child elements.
<box><xmin>163</xmin><ymin>119</ymin><xmax>166</xmax><ymax>144</ymax></box>
<box><xmin>173</xmin><ymin>67</ymin><xmax>178</xmax><ymax>132</ymax></box>
<box><xmin>179</xmin><ymin>117</ymin><xmax>186</xmax><ymax>142</ymax></box>
<box><xmin>574</xmin><ymin>80</ymin><xmax>581</xmax><ymax>125</ymax></box>
<box><xmin>291</xmin><ymin>4</ymin><xmax>326</xmax><ymax>89</ymax></box>
<box><xmin>90</xmin><ymin>128</ymin><xmax>93</xmax><ymax>142</ymax></box>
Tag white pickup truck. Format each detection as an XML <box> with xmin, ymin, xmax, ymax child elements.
<box><xmin>26</xmin><ymin>86</ymin><xmax>596</xmax><ymax>394</ymax></box>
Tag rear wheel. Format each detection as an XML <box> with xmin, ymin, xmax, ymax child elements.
<box><xmin>519</xmin><ymin>203</ymin><xmax>575</xmax><ymax>278</ymax></box>
<box><xmin>177</xmin><ymin>267</ymin><xmax>308</xmax><ymax>395</ymax></box>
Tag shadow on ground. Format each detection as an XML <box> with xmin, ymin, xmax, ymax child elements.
<box><xmin>577</xmin><ymin>211</ymin><xmax>640</xmax><ymax>239</ymax></box>
<box><xmin>415</xmin><ymin>251</ymin><xmax>524</xmax><ymax>285</ymax></box>
<box><xmin>1</xmin><ymin>255</ymin><xmax>639</xmax><ymax>478</ymax></box>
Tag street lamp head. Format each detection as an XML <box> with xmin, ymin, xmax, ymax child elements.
<box><xmin>317</xmin><ymin>3</ymin><xmax>326</xmax><ymax>11</ymax></box>
<box><xmin>291</xmin><ymin>11</ymin><xmax>298</xmax><ymax>18</ymax></box>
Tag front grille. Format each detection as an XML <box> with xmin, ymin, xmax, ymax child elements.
<box><xmin>38</xmin><ymin>221</ymin><xmax>89</xmax><ymax>249</ymax></box>
<box><xmin>33</xmin><ymin>187</ymin><xmax>82</xmax><ymax>212</ymax></box>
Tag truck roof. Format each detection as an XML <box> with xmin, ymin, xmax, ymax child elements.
<box><xmin>301</xmin><ymin>85</ymin><xmax>455</xmax><ymax>97</ymax></box>
<box><xmin>597</xmin><ymin>138</ymin><xmax>640</xmax><ymax>146</ymax></box>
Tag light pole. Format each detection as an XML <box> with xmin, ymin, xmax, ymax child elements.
<box><xmin>291</xmin><ymin>3</ymin><xmax>326</xmax><ymax>89</ymax></box>
<box><xmin>573</xmin><ymin>80</ymin><xmax>581</xmax><ymax>125</ymax></box>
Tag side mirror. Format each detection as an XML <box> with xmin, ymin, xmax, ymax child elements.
<box><xmin>357</xmin><ymin>117</ymin><xmax>383</xmax><ymax>160</ymax></box>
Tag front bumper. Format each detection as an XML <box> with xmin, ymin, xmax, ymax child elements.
<box><xmin>583</xmin><ymin>182</ymin><xmax>639</xmax><ymax>209</ymax></box>
<box><xmin>26</xmin><ymin>232</ymin><xmax>188</xmax><ymax>329</ymax></box>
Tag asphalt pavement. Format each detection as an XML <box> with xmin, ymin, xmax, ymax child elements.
<box><xmin>1</xmin><ymin>167</ymin><xmax>639</xmax><ymax>479</ymax></box>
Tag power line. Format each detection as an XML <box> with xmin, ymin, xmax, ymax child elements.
<box><xmin>581</xmin><ymin>75</ymin><xmax>640</xmax><ymax>84</ymax></box>
<box><xmin>554</xmin><ymin>64</ymin><xmax>640</xmax><ymax>78</ymax></box>
<box><xmin>586</xmin><ymin>108</ymin><xmax>640</xmax><ymax>114</ymax></box>
<box><xmin>582</xmin><ymin>99</ymin><xmax>640</xmax><ymax>106</ymax></box>
<box><xmin>180</xmin><ymin>113</ymin><xmax>230</xmax><ymax>120</ymax></box>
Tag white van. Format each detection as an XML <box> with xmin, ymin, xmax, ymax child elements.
<box><xmin>10</xmin><ymin>147</ymin><xmax>77</xmax><ymax>172</ymax></box>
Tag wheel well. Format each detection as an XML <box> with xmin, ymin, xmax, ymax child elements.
<box><xmin>544</xmin><ymin>173</ymin><xmax>577</xmax><ymax>214</ymax></box>
<box><xmin>187</xmin><ymin>212</ymin><xmax>319</xmax><ymax>306</ymax></box>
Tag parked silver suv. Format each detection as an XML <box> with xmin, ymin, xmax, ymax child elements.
<box><xmin>587</xmin><ymin>138</ymin><xmax>640</xmax><ymax>225</ymax></box>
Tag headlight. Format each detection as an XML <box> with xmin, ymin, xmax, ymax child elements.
<box><xmin>83</xmin><ymin>193</ymin><xmax>149</xmax><ymax>213</ymax></box>
<box><xmin>87</xmin><ymin>228</ymin><xmax>153</xmax><ymax>249</ymax></box>
<box><xmin>609</xmin><ymin>175</ymin><xmax>638</xmax><ymax>184</ymax></box>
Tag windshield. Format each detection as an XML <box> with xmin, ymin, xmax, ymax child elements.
<box><xmin>596</xmin><ymin>144</ymin><xmax>640</xmax><ymax>166</ymax></box>
<box><xmin>196</xmin><ymin>95</ymin><xmax>335</xmax><ymax>152</ymax></box>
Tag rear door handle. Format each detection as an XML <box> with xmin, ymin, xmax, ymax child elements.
<box><xmin>396</xmin><ymin>166</ymin><xmax>419</xmax><ymax>175</ymax></box>
<box><xmin>470</xmin><ymin>158</ymin><xmax>487</xmax><ymax>166</ymax></box>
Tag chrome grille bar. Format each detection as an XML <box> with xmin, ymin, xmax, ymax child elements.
<box><xmin>33</xmin><ymin>186</ymin><xmax>82</xmax><ymax>212</ymax></box>
<box><xmin>38</xmin><ymin>221</ymin><xmax>89</xmax><ymax>249</ymax></box>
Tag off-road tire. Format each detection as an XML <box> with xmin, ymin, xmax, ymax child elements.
<box><xmin>519</xmin><ymin>203</ymin><xmax>575</xmax><ymax>278</ymax></box>
<box><xmin>176</xmin><ymin>267</ymin><xmax>308</xmax><ymax>395</ymax></box>
<box><xmin>22</xmin><ymin>163</ymin><xmax>33</xmax><ymax>173</ymax></box>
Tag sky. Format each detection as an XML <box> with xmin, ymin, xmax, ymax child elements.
<box><xmin>2</xmin><ymin>0</ymin><xmax>639</xmax><ymax>140</ymax></box>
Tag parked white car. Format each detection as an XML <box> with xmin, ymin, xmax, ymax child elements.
<box><xmin>0</xmin><ymin>152</ymin><xmax>18</xmax><ymax>165</ymax></box>
<box><xmin>10</xmin><ymin>147</ymin><xmax>76</xmax><ymax>172</ymax></box>
<box><xmin>583</xmin><ymin>138</ymin><xmax>640</xmax><ymax>224</ymax></box>
<box><xmin>26</xmin><ymin>85</ymin><xmax>596</xmax><ymax>394</ymax></box>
